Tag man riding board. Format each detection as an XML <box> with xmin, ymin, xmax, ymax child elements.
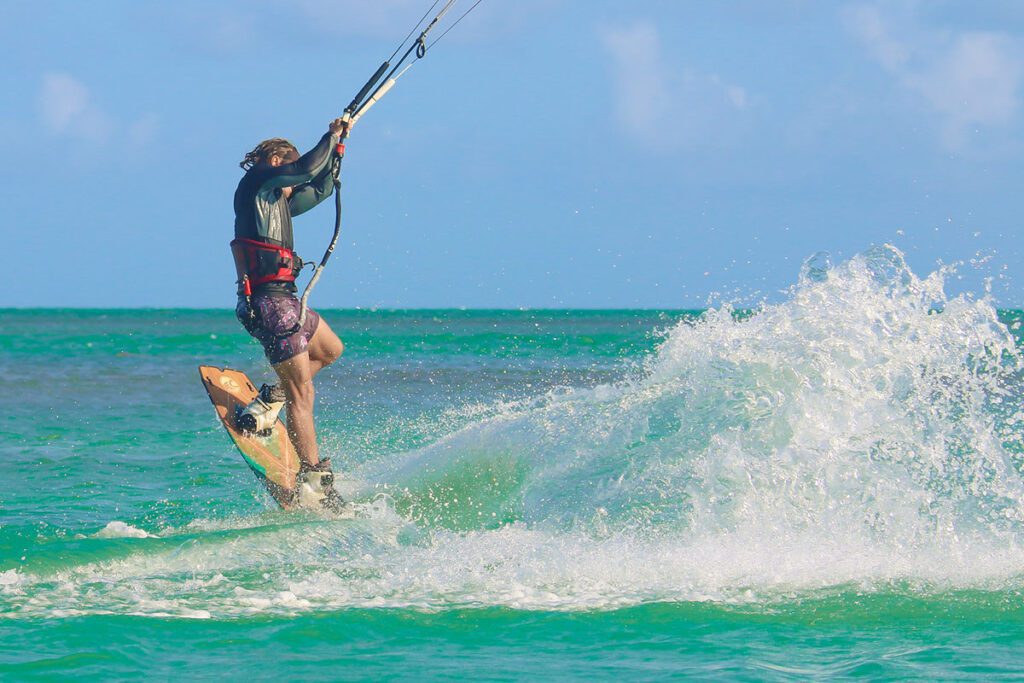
<box><xmin>231</xmin><ymin>116</ymin><xmax>349</xmax><ymax>489</ymax></box>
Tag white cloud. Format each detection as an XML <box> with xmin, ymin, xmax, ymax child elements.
<box><xmin>844</xmin><ymin>4</ymin><xmax>1024</xmax><ymax>149</ymax></box>
<box><xmin>600</xmin><ymin>23</ymin><xmax>669</xmax><ymax>141</ymax></box>
<box><xmin>913</xmin><ymin>33</ymin><xmax>1022</xmax><ymax>125</ymax></box>
<box><xmin>844</xmin><ymin>4</ymin><xmax>910</xmax><ymax>71</ymax></box>
<box><xmin>599</xmin><ymin>21</ymin><xmax>748</xmax><ymax>151</ymax></box>
<box><xmin>203</xmin><ymin>10</ymin><xmax>257</xmax><ymax>53</ymax></box>
<box><xmin>37</xmin><ymin>73</ymin><xmax>158</xmax><ymax>149</ymax></box>
<box><xmin>39</xmin><ymin>73</ymin><xmax>108</xmax><ymax>139</ymax></box>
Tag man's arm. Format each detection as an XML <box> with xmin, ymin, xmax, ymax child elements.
<box><xmin>289</xmin><ymin>164</ymin><xmax>335</xmax><ymax>216</ymax></box>
<box><xmin>259</xmin><ymin>132</ymin><xmax>339</xmax><ymax>191</ymax></box>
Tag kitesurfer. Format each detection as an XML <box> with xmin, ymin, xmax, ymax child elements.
<box><xmin>231</xmin><ymin>116</ymin><xmax>349</xmax><ymax>478</ymax></box>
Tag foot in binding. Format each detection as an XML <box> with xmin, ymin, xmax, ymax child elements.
<box><xmin>236</xmin><ymin>383</ymin><xmax>287</xmax><ymax>435</ymax></box>
<box><xmin>296</xmin><ymin>458</ymin><xmax>345</xmax><ymax>511</ymax></box>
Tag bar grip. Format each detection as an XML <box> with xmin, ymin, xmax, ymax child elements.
<box><xmin>347</xmin><ymin>62</ymin><xmax>390</xmax><ymax>113</ymax></box>
<box><xmin>351</xmin><ymin>78</ymin><xmax>397</xmax><ymax>124</ymax></box>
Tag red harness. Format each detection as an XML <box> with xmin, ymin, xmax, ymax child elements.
<box><xmin>230</xmin><ymin>238</ymin><xmax>299</xmax><ymax>292</ymax></box>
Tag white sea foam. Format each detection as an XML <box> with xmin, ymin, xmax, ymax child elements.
<box><xmin>93</xmin><ymin>521</ymin><xmax>153</xmax><ymax>539</ymax></box>
<box><xmin>0</xmin><ymin>569</ymin><xmax>24</xmax><ymax>596</ymax></box>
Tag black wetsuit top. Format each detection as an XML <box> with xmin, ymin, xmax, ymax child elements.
<box><xmin>233</xmin><ymin>132</ymin><xmax>339</xmax><ymax>296</ymax></box>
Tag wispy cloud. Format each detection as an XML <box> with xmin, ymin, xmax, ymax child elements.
<box><xmin>599</xmin><ymin>21</ymin><xmax>748</xmax><ymax>151</ymax></box>
<box><xmin>201</xmin><ymin>10</ymin><xmax>257</xmax><ymax>54</ymax></box>
<box><xmin>38</xmin><ymin>73</ymin><xmax>158</xmax><ymax>149</ymax></box>
<box><xmin>39</xmin><ymin>73</ymin><xmax>112</xmax><ymax>142</ymax></box>
<box><xmin>844</xmin><ymin>3</ymin><xmax>1024</xmax><ymax>149</ymax></box>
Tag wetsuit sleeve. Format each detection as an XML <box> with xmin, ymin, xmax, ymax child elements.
<box><xmin>289</xmin><ymin>164</ymin><xmax>336</xmax><ymax>216</ymax></box>
<box><xmin>257</xmin><ymin>132</ymin><xmax>338</xmax><ymax>192</ymax></box>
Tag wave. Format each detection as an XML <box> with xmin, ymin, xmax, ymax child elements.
<box><xmin>378</xmin><ymin>246</ymin><xmax>1024</xmax><ymax>543</ymax></box>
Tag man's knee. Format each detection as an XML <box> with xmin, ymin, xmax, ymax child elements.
<box><xmin>324</xmin><ymin>339</ymin><xmax>343</xmax><ymax>366</ymax></box>
<box><xmin>314</xmin><ymin>335</ymin><xmax>343</xmax><ymax>368</ymax></box>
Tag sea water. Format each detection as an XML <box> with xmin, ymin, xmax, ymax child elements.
<box><xmin>3</xmin><ymin>245</ymin><xmax>1024</xmax><ymax>679</ymax></box>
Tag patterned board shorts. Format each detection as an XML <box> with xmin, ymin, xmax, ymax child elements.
<box><xmin>236</xmin><ymin>294</ymin><xmax>321</xmax><ymax>365</ymax></box>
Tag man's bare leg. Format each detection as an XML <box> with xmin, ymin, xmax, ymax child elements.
<box><xmin>273</xmin><ymin>351</ymin><xmax>320</xmax><ymax>466</ymax></box>
<box><xmin>270</xmin><ymin>320</ymin><xmax>344</xmax><ymax>467</ymax></box>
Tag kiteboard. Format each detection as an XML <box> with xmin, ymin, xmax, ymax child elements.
<box><xmin>199</xmin><ymin>365</ymin><xmax>301</xmax><ymax>508</ymax></box>
<box><xmin>199</xmin><ymin>365</ymin><xmax>351</xmax><ymax>514</ymax></box>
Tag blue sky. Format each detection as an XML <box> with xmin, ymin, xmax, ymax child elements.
<box><xmin>4</xmin><ymin>0</ymin><xmax>1024</xmax><ymax>308</ymax></box>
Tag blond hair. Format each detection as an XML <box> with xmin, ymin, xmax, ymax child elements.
<box><xmin>240</xmin><ymin>138</ymin><xmax>298</xmax><ymax>170</ymax></box>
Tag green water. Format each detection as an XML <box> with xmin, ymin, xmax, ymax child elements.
<box><xmin>5</xmin><ymin>250</ymin><xmax>1024</xmax><ymax>679</ymax></box>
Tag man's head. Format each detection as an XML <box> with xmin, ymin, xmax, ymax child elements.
<box><xmin>240</xmin><ymin>138</ymin><xmax>299</xmax><ymax>170</ymax></box>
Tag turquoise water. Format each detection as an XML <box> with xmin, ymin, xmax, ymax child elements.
<box><xmin>4</xmin><ymin>246</ymin><xmax>1024</xmax><ymax>679</ymax></box>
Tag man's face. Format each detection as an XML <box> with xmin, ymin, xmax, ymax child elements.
<box><xmin>272</xmin><ymin>149</ymin><xmax>301</xmax><ymax>198</ymax></box>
